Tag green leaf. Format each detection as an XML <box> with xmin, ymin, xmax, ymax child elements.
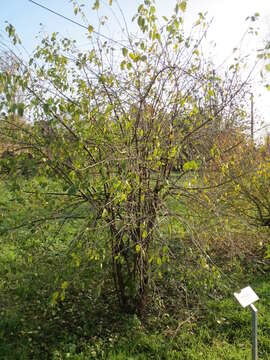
<box><xmin>150</xmin><ymin>6</ymin><xmax>155</xmax><ymax>14</ymax></box>
<box><xmin>183</xmin><ymin>160</ymin><xmax>199</xmax><ymax>171</ymax></box>
<box><xmin>122</xmin><ymin>47</ymin><xmax>128</xmax><ymax>57</ymax></box>
<box><xmin>5</xmin><ymin>23</ymin><xmax>21</xmax><ymax>45</ymax></box>
<box><xmin>43</xmin><ymin>103</ymin><xmax>49</xmax><ymax>114</ymax></box>
<box><xmin>88</xmin><ymin>25</ymin><xmax>94</xmax><ymax>34</ymax></box>
<box><xmin>265</xmin><ymin>63</ymin><xmax>270</xmax><ymax>72</ymax></box>
<box><xmin>155</xmin><ymin>33</ymin><xmax>161</xmax><ymax>42</ymax></box>
<box><xmin>120</xmin><ymin>60</ymin><xmax>126</xmax><ymax>70</ymax></box>
<box><xmin>136</xmin><ymin>244</ymin><xmax>141</xmax><ymax>253</ymax></box>
<box><xmin>129</xmin><ymin>52</ymin><xmax>136</xmax><ymax>61</ymax></box>
<box><xmin>17</xmin><ymin>103</ymin><xmax>24</xmax><ymax>117</ymax></box>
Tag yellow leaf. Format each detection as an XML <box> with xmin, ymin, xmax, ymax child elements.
<box><xmin>102</xmin><ymin>208</ymin><xmax>108</xmax><ymax>218</ymax></box>
<box><xmin>61</xmin><ymin>281</ymin><xmax>68</xmax><ymax>290</ymax></box>
<box><xmin>179</xmin><ymin>1</ymin><xmax>187</xmax><ymax>12</ymax></box>
<box><xmin>142</xmin><ymin>230</ymin><xmax>147</xmax><ymax>239</ymax></box>
<box><xmin>92</xmin><ymin>0</ymin><xmax>100</xmax><ymax>10</ymax></box>
<box><xmin>120</xmin><ymin>193</ymin><xmax>127</xmax><ymax>202</ymax></box>
<box><xmin>51</xmin><ymin>291</ymin><xmax>58</xmax><ymax>306</ymax></box>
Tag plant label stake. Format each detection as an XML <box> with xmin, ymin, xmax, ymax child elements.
<box><xmin>234</xmin><ymin>286</ymin><xmax>259</xmax><ymax>360</ymax></box>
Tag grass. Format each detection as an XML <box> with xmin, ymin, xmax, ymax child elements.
<box><xmin>0</xmin><ymin>230</ymin><xmax>269</xmax><ymax>359</ymax></box>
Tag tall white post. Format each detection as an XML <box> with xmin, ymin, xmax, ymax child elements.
<box><xmin>250</xmin><ymin>304</ymin><xmax>258</xmax><ymax>360</ymax></box>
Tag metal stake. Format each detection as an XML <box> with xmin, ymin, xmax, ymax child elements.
<box><xmin>250</xmin><ymin>304</ymin><xmax>258</xmax><ymax>360</ymax></box>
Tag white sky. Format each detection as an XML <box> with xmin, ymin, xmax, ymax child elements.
<box><xmin>179</xmin><ymin>0</ymin><xmax>270</xmax><ymax>137</ymax></box>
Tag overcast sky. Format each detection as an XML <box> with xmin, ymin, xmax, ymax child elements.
<box><xmin>1</xmin><ymin>0</ymin><xmax>270</xmax><ymax>136</ymax></box>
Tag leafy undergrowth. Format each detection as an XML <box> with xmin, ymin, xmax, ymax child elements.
<box><xmin>0</xmin><ymin>236</ymin><xmax>269</xmax><ymax>360</ymax></box>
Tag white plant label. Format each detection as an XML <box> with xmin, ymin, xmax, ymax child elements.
<box><xmin>234</xmin><ymin>286</ymin><xmax>259</xmax><ymax>308</ymax></box>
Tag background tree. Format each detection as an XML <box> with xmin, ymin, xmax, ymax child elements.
<box><xmin>227</xmin><ymin>134</ymin><xmax>270</xmax><ymax>229</ymax></box>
